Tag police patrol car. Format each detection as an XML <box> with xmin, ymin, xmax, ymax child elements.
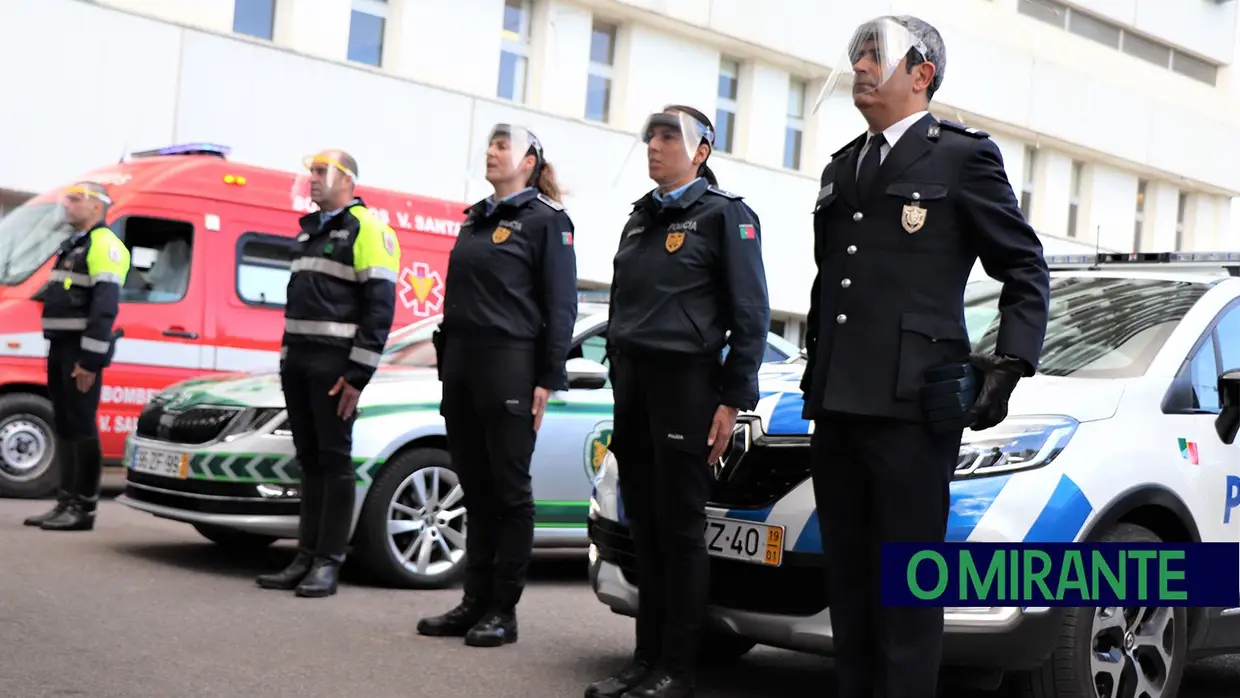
<box><xmin>115</xmin><ymin>310</ymin><xmax>801</xmax><ymax>589</ymax></box>
<box><xmin>588</xmin><ymin>252</ymin><xmax>1240</xmax><ymax>698</ymax></box>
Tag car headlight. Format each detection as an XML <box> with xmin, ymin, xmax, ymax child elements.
<box><xmin>954</xmin><ymin>415</ymin><xmax>1078</xmax><ymax>479</ymax></box>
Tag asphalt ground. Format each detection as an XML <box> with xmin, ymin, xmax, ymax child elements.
<box><xmin>2</xmin><ymin>480</ymin><xmax>1239</xmax><ymax>698</ymax></box>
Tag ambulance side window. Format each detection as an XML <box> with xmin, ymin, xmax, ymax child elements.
<box><xmin>111</xmin><ymin>216</ymin><xmax>194</xmax><ymax>304</ymax></box>
<box><xmin>236</xmin><ymin>233</ymin><xmax>295</xmax><ymax>309</ymax></box>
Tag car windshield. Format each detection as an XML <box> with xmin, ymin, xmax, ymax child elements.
<box><xmin>965</xmin><ymin>275</ymin><xmax>1210</xmax><ymax>378</ymax></box>
<box><xmin>380</xmin><ymin>318</ymin><xmax>442</xmax><ymax>367</ymax></box>
<box><xmin>0</xmin><ymin>201</ymin><xmax>73</xmax><ymax>286</ymax></box>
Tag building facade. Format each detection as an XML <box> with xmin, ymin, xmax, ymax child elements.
<box><xmin>4</xmin><ymin>0</ymin><xmax>1240</xmax><ymax>343</ymax></box>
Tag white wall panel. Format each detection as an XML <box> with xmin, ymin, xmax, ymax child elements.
<box><xmin>0</xmin><ymin>0</ymin><xmax>182</xmax><ymax>194</ymax></box>
<box><xmin>1085</xmin><ymin>165</ymin><xmax>1139</xmax><ymax>252</ymax></box>
<box><xmin>1066</xmin><ymin>0</ymin><xmax>1237</xmax><ymax>63</ymax></box>
<box><xmin>1145</xmin><ymin>182</ymin><xmax>1180</xmax><ymax>252</ymax></box>
<box><xmin>530</xmin><ymin>0</ymin><xmax>594</xmax><ymax>119</ymax></box>
<box><xmin>388</xmin><ymin>0</ymin><xmax>504</xmax><ymax>96</ymax></box>
<box><xmin>173</xmin><ymin>31</ymin><xmax>476</xmax><ymax>204</ymax></box>
<box><xmin>100</xmin><ymin>0</ymin><xmax>233</xmax><ymax>31</ymax></box>
<box><xmin>738</xmin><ymin>63</ymin><xmax>791</xmax><ymax>167</ymax></box>
<box><xmin>273</xmin><ymin>0</ymin><xmax>350</xmax><ymax>62</ymax></box>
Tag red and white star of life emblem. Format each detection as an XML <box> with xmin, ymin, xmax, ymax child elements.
<box><xmin>398</xmin><ymin>262</ymin><xmax>445</xmax><ymax>317</ymax></box>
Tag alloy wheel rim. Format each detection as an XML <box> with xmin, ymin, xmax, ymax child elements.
<box><xmin>0</xmin><ymin>415</ymin><xmax>53</xmax><ymax>482</ymax></box>
<box><xmin>1090</xmin><ymin>606</ymin><xmax>1175</xmax><ymax>698</ymax></box>
<box><xmin>385</xmin><ymin>465</ymin><xmax>467</xmax><ymax>577</ymax></box>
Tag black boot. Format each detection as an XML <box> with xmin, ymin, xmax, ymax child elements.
<box><xmin>294</xmin><ymin>558</ymin><xmax>341</xmax><ymax>598</ymax></box>
<box><xmin>416</xmin><ymin>596</ymin><xmax>489</xmax><ymax>637</ymax></box>
<box><xmin>256</xmin><ymin>552</ymin><xmax>314</xmax><ymax>590</ymax></box>
<box><xmin>464</xmin><ymin>610</ymin><xmax>518</xmax><ymax>647</ymax></box>
<box><xmin>621</xmin><ymin>672</ymin><xmax>695</xmax><ymax>698</ymax></box>
<box><xmin>585</xmin><ymin>659</ymin><xmax>654</xmax><ymax>698</ymax></box>
<box><xmin>25</xmin><ymin>439</ymin><xmax>76</xmax><ymax>527</ymax></box>
<box><xmin>39</xmin><ymin>501</ymin><xmax>95</xmax><ymax>531</ymax></box>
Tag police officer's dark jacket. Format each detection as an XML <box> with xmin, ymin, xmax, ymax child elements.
<box><xmin>608</xmin><ymin>177</ymin><xmax>771</xmax><ymax>412</ymax></box>
<box><xmin>41</xmin><ymin>223</ymin><xmax>131</xmax><ymax>372</ymax></box>
<box><xmin>441</xmin><ymin>187</ymin><xmax>579</xmax><ymax>391</ymax></box>
<box><xmin>801</xmin><ymin>114</ymin><xmax>1050</xmax><ymax>423</ymax></box>
<box><xmin>283</xmin><ymin>197</ymin><xmax>400</xmax><ymax>391</ymax></box>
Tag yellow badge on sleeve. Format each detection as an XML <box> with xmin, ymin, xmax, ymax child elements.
<box><xmin>493</xmin><ymin>227</ymin><xmax>511</xmax><ymax>244</ymax></box>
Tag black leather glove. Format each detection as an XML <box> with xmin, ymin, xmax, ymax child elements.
<box><xmin>966</xmin><ymin>353</ymin><xmax>1026</xmax><ymax>431</ymax></box>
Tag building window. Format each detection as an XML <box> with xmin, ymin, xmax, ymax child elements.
<box><xmin>1016</xmin><ymin>0</ymin><xmax>1218</xmax><ymax>85</ymax></box>
<box><xmin>1121</xmin><ymin>31</ymin><xmax>1171</xmax><ymax>68</ymax></box>
<box><xmin>1175</xmin><ymin>191</ymin><xmax>1189</xmax><ymax>251</ymax></box>
<box><xmin>498</xmin><ymin>0</ymin><xmax>533</xmax><ymax>102</ymax></box>
<box><xmin>784</xmin><ymin>79</ymin><xmax>807</xmax><ymax>170</ymax></box>
<box><xmin>1068</xmin><ymin>160</ymin><xmax>1083</xmax><ymax>238</ymax></box>
<box><xmin>586</xmin><ymin>21</ymin><xmax>617</xmax><ymax>123</ymax></box>
<box><xmin>347</xmin><ymin>0</ymin><xmax>387</xmax><ymax>67</ymax></box>
<box><xmin>1172</xmin><ymin>51</ymin><xmax>1218</xmax><ymax>85</ymax></box>
<box><xmin>233</xmin><ymin>0</ymin><xmax>276</xmax><ymax>40</ymax></box>
<box><xmin>1133</xmin><ymin>179</ymin><xmax>1147</xmax><ymax>252</ymax></box>
<box><xmin>1020</xmin><ymin>145</ymin><xmax>1036</xmax><ymax>215</ymax></box>
<box><xmin>716</xmin><ymin>58</ymin><xmax>740</xmax><ymax>154</ymax></box>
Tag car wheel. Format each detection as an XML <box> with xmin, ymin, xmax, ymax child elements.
<box><xmin>0</xmin><ymin>393</ymin><xmax>59</xmax><ymax>499</ymax></box>
<box><xmin>698</xmin><ymin>631</ymin><xmax>758</xmax><ymax>665</ymax></box>
<box><xmin>1011</xmin><ymin>523</ymin><xmax>1186</xmax><ymax>698</ymax></box>
<box><xmin>192</xmin><ymin>523</ymin><xmax>278</xmax><ymax>550</ymax></box>
<box><xmin>352</xmin><ymin>447</ymin><xmax>467</xmax><ymax>589</ymax></box>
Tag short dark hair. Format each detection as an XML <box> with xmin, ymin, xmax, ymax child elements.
<box><xmin>336</xmin><ymin>151</ymin><xmax>359</xmax><ymax>180</ymax></box>
<box><xmin>663</xmin><ymin>105</ymin><xmax>719</xmax><ymax>186</ymax></box>
<box><xmin>890</xmin><ymin>15</ymin><xmax>946</xmax><ymax>100</ymax></box>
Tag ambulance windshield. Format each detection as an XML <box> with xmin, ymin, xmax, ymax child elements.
<box><xmin>0</xmin><ymin>202</ymin><xmax>73</xmax><ymax>286</ymax></box>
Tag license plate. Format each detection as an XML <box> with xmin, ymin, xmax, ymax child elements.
<box><xmin>704</xmin><ymin>517</ymin><xmax>784</xmax><ymax>567</ymax></box>
<box><xmin>130</xmin><ymin>446</ymin><xmax>189</xmax><ymax>479</ymax></box>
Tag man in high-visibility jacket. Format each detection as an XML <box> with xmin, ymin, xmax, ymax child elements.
<box><xmin>256</xmin><ymin>150</ymin><xmax>399</xmax><ymax>598</ymax></box>
<box><xmin>25</xmin><ymin>182</ymin><xmax>130</xmax><ymax>532</ymax></box>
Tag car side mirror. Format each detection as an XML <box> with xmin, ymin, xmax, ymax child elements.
<box><xmin>566</xmin><ymin>357</ymin><xmax>608</xmax><ymax>390</ymax></box>
<box><xmin>1215</xmin><ymin>369</ymin><xmax>1240</xmax><ymax>444</ymax></box>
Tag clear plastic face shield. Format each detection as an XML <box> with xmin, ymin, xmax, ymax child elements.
<box><xmin>59</xmin><ymin>185</ymin><xmax>111</xmax><ymax>227</ymax></box>
<box><xmin>471</xmin><ymin>124</ymin><xmax>543</xmax><ymax>185</ymax></box>
<box><xmin>811</xmin><ymin>17</ymin><xmax>930</xmax><ymax>114</ymax></box>
<box><xmin>291</xmin><ymin>152</ymin><xmax>357</xmax><ymax>214</ymax></box>
<box><xmin>615</xmin><ymin>108</ymin><xmax>714</xmax><ymax>186</ymax></box>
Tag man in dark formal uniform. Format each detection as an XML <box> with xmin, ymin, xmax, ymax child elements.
<box><xmin>801</xmin><ymin>15</ymin><xmax>1051</xmax><ymax>698</ymax></box>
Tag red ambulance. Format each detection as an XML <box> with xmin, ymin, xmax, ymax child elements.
<box><xmin>0</xmin><ymin>143</ymin><xmax>464</xmax><ymax>498</ymax></box>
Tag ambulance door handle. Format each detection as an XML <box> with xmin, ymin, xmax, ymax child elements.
<box><xmin>163</xmin><ymin>327</ymin><xmax>199</xmax><ymax>340</ymax></box>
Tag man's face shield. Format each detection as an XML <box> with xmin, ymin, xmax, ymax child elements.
<box><xmin>59</xmin><ymin>185</ymin><xmax>110</xmax><ymax>225</ymax></box>
<box><xmin>292</xmin><ymin>152</ymin><xmax>356</xmax><ymax>211</ymax></box>
<box><xmin>472</xmin><ymin>124</ymin><xmax>542</xmax><ymax>182</ymax></box>
<box><xmin>812</xmin><ymin>17</ymin><xmax>929</xmax><ymax>113</ymax></box>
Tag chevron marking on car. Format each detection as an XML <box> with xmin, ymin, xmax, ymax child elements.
<box><xmin>219</xmin><ymin>455</ymin><xmax>239</xmax><ymax>480</ymax></box>
<box><xmin>271</xmin><ymin>455</ymin><xmax>295</xmax><ymax>483</ymax></box>
<box><xmin>245</xmin><ymin>460</ymin><xmax>263</xmax><ymax>480</ymax></box>
<box><xmin>1021</xmin><ymin>474</ymin><xmax>1094</xmax><ymax>542</ymax></box>
<box><xmin>768</xmin><ymin>392</ymin><xmax>812</xmax><ymax>435</ymax></box>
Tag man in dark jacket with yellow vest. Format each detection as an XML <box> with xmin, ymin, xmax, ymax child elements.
<box><xmin>256</xmin><ymin>150</ymin><xmax>399</xmax><ymax>598</ymax></box>
<box><xmin>24</xmin><ymin>182</ymin><xmax>130</xmax><ymax>532</ymax></box>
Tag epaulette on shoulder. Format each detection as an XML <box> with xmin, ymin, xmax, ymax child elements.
<box><xmin>706</xmin><ymin>186</ymin><xmax>743</xmax><ymax>200</ymax></box>
<box><xmin>937</xmin><ymin>120</ymin><xmax>989</xmax><ymax>139</ymax></box>
<box><xmin>536</xmin><ymin>192</ymin><xmax>565</xmax><ymax>211</ymax></box>
<box><xmin>830</xmin><ymin>140</ymin><xmax>856</xmax><ymax>159</ymax></box>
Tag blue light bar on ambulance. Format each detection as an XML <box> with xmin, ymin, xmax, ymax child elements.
<box><xmin>129</xmin><ymin>143</ymin><xmax>231</xmax><ymax>159</ymax></box>
<box><xmin>1045</xmin><ymin>251</ymin><xmax>1240</xmax><ymax>273</ymax></box>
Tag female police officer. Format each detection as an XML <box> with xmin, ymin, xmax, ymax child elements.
<box><xmin>416</xmin><ymin>124</ymin><xmax>578</xmax><ymax>648</ymax></box>
<box><xmin>585</xmin><ymin>106</ymin><xmax>770</xmax><ymax>698</ymax></box>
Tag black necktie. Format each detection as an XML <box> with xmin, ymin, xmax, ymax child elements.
<box><xmin>856</xmin><ymin>133</ymin><xmax>886</xmax><ymax>200</ymax></box>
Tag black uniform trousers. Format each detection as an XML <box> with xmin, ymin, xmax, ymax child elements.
<box><xmin>609</xmin><ymin>349</ymin><xmax>719</xmax><ymax>679</ymax></box>
<box><xmin>439</xmin><ymin>337</ymin><xmax>538</xmax><ymax>612</ymax></box>
<box><xmin>810</xmin><ymin>411</ymin><xmax>964</xmax><ymax>698</ymax></box>
<box><xmin>280</xmin><ymin>346</ymin><xmax>357</xmax><ymax>563</ymax></box>
<box><xmin>47</xmin><ymin>338</ymin><xmax>104</xmax><ymax>510</ymax></box>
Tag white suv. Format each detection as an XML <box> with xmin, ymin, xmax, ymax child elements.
<box><xmin>588</xmin><ymin>253</ymin><xmax>1240</xmax><ymax>698</ymax></box>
